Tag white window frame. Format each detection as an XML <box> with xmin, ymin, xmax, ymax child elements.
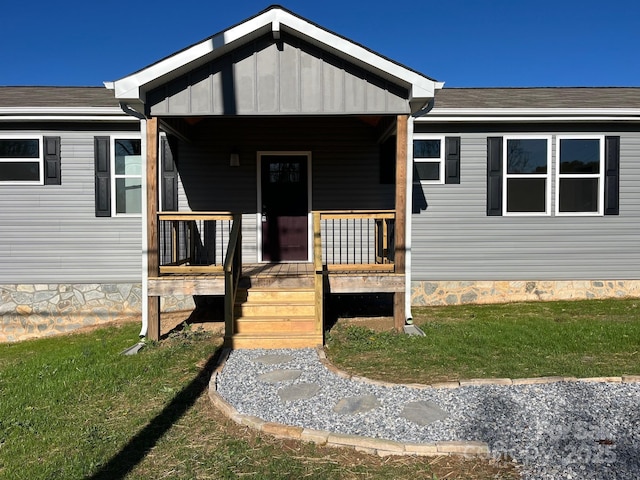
<box><xmin>555</xmin><ymin>135</ymin><xmax>605</xmax><ymax>216</ymax></box>
<box><xmin>502</xmin><ymin>135</ymin><xmax>551</xmax><ymax>216</ymax></box>
<box><xmin>0</xmin><ymin>135</ymin><xmax>44</xmax><ymax>185</ymax></box>
<box><xmin>111</xmin><ymin>135</ymin><xmax>142</xmax><ymax>217</ymax></box>
<box><xmin>413</xmin><ymin>135</ymin><xmax>445</xmax><ymax>185</ymax></box>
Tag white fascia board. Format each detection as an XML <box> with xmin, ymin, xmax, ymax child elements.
<box><xmin>0</xmin><ymin>107</ymin><xmax>136</xmax><ymax>122</ymax></box>
<box><xmin>112</xmin><ymin>11</ymin><xmax>279</xmax><ymax>100</ymax></box>
<box><xmin>276</xmin><ymin>10</ymin><xmax>438</xmax><ymax>100</ymax></box>
<box><xmin>417</xmin><ymin>108</ymin><xmax>640</xmax><ymax>122</ymax></box>
<box><xmin>112</xmin><ymin>7</ymin><xmax>438</xmax><ymax>102</ymax></box>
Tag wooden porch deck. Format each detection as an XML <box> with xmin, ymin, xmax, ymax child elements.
<box><xmin>148</xmin><ymin>262</ymin><xmax>403</xmax><ymax>296</ymax></box>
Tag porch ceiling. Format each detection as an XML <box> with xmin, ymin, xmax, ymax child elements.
<box><xmin>107</xmin><ymin>6</ymin><xmax>442</xmax><ymax>116</ymax></box>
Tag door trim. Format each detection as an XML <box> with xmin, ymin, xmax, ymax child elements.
<box><xmin>256</xmin><ymin>151</ymin><xmax>312</xmax><ymax>262</ymax></box>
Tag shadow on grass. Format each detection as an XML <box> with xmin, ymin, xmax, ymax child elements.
<box><xmin>85</xmin><ymin>345</ymin><xmax>227</xmax><ymax>480</ymax></box>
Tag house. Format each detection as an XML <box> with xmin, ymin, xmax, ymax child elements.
<box><xmin>1</xmin><ymin>6</ymin><xmax>639</xmax><ymax>345</ymax></box>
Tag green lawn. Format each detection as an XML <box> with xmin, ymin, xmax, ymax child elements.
<box><xmin>326</xmin><ymin>299</ymin><xmax>640</xmax><ymax>383</ymax></box>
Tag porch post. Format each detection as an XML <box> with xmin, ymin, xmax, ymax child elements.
<box><xmin>146</xmin><ymin>117</ymin><xmax>161</xmax><ymax>341</ymax></box>
<box><xmin>394</xmin><ymin>114</ymin><xmax>408</xmax><ymax>330</ymax></box>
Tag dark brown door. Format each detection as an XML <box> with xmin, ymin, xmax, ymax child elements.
<box><xmin>261</xmin><ymin>155</ymin><xmax>309</xmax><ymax>261</ymax></box>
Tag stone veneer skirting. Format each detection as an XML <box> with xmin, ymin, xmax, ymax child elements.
<box><xmin>3</xmin><ymin>279</ymin><xmax>640</xmax><ymax>342</ymax></box>
<box><xmin>411</xmin><ymin>280</ymin><xmax>640</xmax><ymax>306</ymax></box>
<box><xmin>0</xmin><ymin>283</ymin><xmax>197</xmax><ymax>343</ymax></box>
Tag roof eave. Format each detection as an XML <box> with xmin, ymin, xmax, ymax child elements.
<box><xmin>0</xmin><ymin>106</ymin><xmax>136</xmax><ymax>122</ymax></box>
<box><xmin>417</xmin><ymin>107</ymin><xmax>640</xmax><ymax>122</ymax></box>
<box><xmin>110</xmin><ymin>7</ymin><xmax>439</xmax><ymax>107</ymax></box>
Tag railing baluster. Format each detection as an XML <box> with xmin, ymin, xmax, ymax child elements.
<box><xmin>157</xmin><ymin>212</ymin><xmax>236</xmax><ymax>274</ymax></box>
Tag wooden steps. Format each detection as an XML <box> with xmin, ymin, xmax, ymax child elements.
<box><xmin>227</xmin><ymin>286</ymin><xmax>323</xmax><ymax>349</ymax></box>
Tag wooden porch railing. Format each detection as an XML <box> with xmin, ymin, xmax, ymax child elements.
<box><xmin>313</xmin><ymin>210</ymin><xmax>396</xmax><ymax>272</ymax></box>
<box><xmin>223</xmin><ymin>214</ymin><xmax>242</xmax><ymax>340</ymax></box>
<box><xmin>158</xmin><ymin>212</ymin><xmax>235</xmax><ymax>274</ymax></box>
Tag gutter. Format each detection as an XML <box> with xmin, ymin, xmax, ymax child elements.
<box><xmin>139</xmin><ymin>118</ymin><xmax>149</xmax><ymax>338</ymax></box>
<box><xmin>405</xmin><ymin>116</ymin><xmax>414</xmax><ymax>324</ymax></box>
<box><xmin>115</xmin><ymin>100</ymin><xmax>149</xmax><ymax>338</ymax></box>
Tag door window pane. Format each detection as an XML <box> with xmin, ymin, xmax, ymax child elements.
<box><xmin>269</xmin><ymin>162</ymin><xmax>300</xmax><ymax>183</ymax></box>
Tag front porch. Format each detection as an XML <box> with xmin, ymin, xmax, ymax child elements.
<box><xmin>112</xmin><ymin>8</ymin><xmax>441</xmax><ymax>348</ymax></box>
<box><xmin>146</xmin><ymin>211</ymin><xmax>405</xmax><ymax>348</ymax></box>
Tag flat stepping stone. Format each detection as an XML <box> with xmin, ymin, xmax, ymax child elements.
<box><xmin>333</xmin><ymin>395</ymin><xmax>381</xmax><ymax>414</ymax></box>
<box><xmin>257</xmin><ymin>369</ymin><xmax>302</xmax><ymax>383</ymax></box>
<box><xmin>278</xmin><ymin>382</ymin><xmax>321</xmax><ymax>402</ymax></box>
<box><xmin>253</xmin><ymin>354</ymin><xmax>294</xmax><ymax>365</ymax></box>
<box><xmin>401</xmin><ymin>400</ymin><xmax>449</xmax><ymax>426</ymax></box>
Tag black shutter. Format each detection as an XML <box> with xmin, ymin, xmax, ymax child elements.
<box><xmin>444</xmin><ymin>136</ymin><xmax>461</xmax><ymax>184</ymax></box>
<box><xmin>604</xmin><ymin>136</ymin><xmax>620</xmax><ymax>215</ymax></box>
<box><xmin>94</xmin><ymin>136</ymin><xmax>111</xmax><ymax>217</ymax></box>
<box><xmin>487</xmin><ymin>137</ymin><xmax>503</xmax><ymax>216</ymax></box>
<box><xmin>161</xmin><ymin>135</ymin><xmax>179</xmax><ymax>211</ymax></box>
<box><xmin>43</xmin><ymin>136</ymin><xmax>61</xmax><ymax>185</ymax></box>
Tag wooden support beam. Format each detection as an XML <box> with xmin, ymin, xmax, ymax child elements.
<box><xmin>394</xmin><ymin>292</ymin><xmax>405</xmax><ymax>332</ymax></box>
<box><xmin>146</xmin><ymin>117</ymin><xmax>161</xmax><ymax>341</ymax></box>
<box><xmin>393</xmin><ymin>115</ymin><xmax>408</xmax><ymax>331</ymax></box>
<box><xmin>394</xmin><ymin>114</ymin><xmax>407</xmax><ymax>274</ymax></box>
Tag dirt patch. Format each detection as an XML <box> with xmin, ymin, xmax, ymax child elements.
<box><xmin>337</xmin><ymin>316</ymin><xmax>396</xmax><ymax>332</ymax></box>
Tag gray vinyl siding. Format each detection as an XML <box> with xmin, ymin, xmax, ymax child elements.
<box><xmin>148</xmin><ymin>33</ymin><xmax>409</xmax><ymax>117</ymax></box>
<box><xmin>411</xmin><ymin>123</ymin><xmax>640</xmax><ymax>281</ymax></box>
<box><xmin>0</xmin><ymin>124</ymin><xmax>142</xmax><ymax>283</ymax></box>
<box><xmin>173</xmin><ymin>116</ymin><xmax>394</xmax><ymax>262</ymax></box>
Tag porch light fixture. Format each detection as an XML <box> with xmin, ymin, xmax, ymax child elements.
<box><xmin>230</xmin><ymin>151</ymin><xmax>240</xmax><ymax>167</ymax></box>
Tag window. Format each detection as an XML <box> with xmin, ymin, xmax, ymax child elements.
<box><xmin>94</xmin><ymin>135</ymin><xmax>141</xmax><ymax>217</ymax></box>
<box><xmin>503</xmin><ymin>136</ymin><xmax>550</xmax><ymax>215</ymax></box>
<box><xmin>113</xmin><ymin>138</ymin><xmax>142</xmax><ymax>215</ymax></box>
<box><xmin>556</xmin><ymin>136</ymin><xmax>604</xmax><ymax>215</ymax></box>
<box><xmin>0</xmin><ymin>137</ymin><xmax>43</xmax><ymax>184</ymax></box>
<box><xmin>487</xmin><ymin>136</ymin><xmax>618</xmax><ymax>217</ymax></box>
<box><xmin>413</xmin><ymin>136</ymin><xmax>444</xmax><ymax>184</ymax></box>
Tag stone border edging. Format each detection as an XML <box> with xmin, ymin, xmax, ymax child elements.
<box><xmin>207</xmin><ymin>347</ymin><xmax>489</xmax><ymax>458</ymax></box>
<box><xmin>207</xmin><ymin>347</ymin><xmax>640</xmax><ymax>458</ymax></box>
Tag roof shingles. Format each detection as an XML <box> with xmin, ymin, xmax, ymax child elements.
<box><xmin>0</xmin><ymin>86</ymin><xmax>119</xmax><ymax>108</ymax></box>
<box><xmin>434</xmin><ymin>87</ymin><xmax>640</xmax><ymax>109</ymax></box>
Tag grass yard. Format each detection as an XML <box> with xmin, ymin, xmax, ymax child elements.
<box><xmin>0</xmin><ymin>321</ymin><xmax>514</xmax><ymax>480</ymax></box>
<box><xmin>326</xmin><ymin>299</ymin><xmax>640</xmax><ymax>384</ymax></box>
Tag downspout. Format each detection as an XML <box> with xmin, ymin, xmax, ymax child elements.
<box><xmin>406</xmin><ymin>97</ymin><xmax>437</xmax><ymax>322</ymax></box>
<box><xmin>117</xmin><ymin>102</ymin><xmax>149</xmax><ymax>338</ymax></box>
<box><xmin>405</xmin><ymin>115</ymin><xmax>415</xmax><ymax>323</ymax></box>
<box><xmin>139</xmin><ymin>118</ymin><xmax>149</xmax><ymax>338</ymax></box>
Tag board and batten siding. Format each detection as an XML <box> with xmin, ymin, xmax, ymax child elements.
<box><xmin>173</xmin><ymin>116</ymin><xmax>394</xmax><ymax>262</ymax></box>
<box><xmin>148</xmin><ymin>32</ymin><xmax>409</xmax><ymax>117</ymax></box>
<box><xmin>411</xmin><ymin>125</ymin><xmax>640</xmax><ymax>281</ymax></box>
<box><xmin>0</xmin><ymin>125</ymin><xmax>142</xmax><ymax>284</ymax></box>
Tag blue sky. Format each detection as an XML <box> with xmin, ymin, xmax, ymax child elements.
<box><xmin>2</xmin><ymin>0</ymin><xmax>638</xmax><ymax>88</ymax></box>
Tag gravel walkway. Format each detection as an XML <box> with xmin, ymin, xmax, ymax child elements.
<box><xmin>216</xmin><ymin>348</ymin><xmax>640</xmax><ymax>480</ymax></box>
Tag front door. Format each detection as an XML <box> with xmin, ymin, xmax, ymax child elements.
<box><xmin>260</xmin><ymin>154</ymin><xmax>309</xmax><ymax>261</ymax></box>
